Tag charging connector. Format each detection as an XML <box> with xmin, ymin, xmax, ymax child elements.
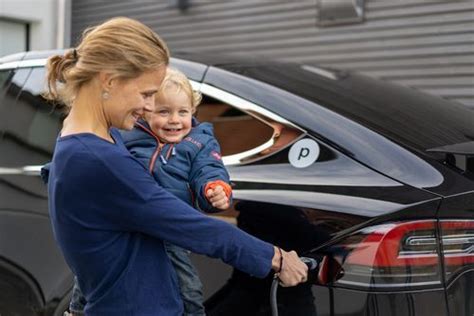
<box><xmin>270</xmin><ymin>257</ymin><xmax>319</xmax><ymax>316</ymax></box>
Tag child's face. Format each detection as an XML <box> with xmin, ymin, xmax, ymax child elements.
<box><xmin>146</xmin><ymin>85</ymin><xmax>194</xmax><ymax>143</ymax></box>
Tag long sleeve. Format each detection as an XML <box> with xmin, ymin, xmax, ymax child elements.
<box><xmin>189</xmin><ymin>136</ymin><xmax>231</xmax><ymax>212</ymax></box>
<box><xmin>65</xmin><ymin>137</ymin><xmax>272</xmax><ymax>278</ymax></box>
<box><xmin>48</xmin><ymin>132</ymin><xmax>275</xmax><ymax>314</ymax></box>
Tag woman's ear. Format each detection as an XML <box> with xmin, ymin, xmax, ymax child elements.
<box><xmin>98</xmin><ymin>71</ymin><xmax>115</xmax><ymax>90</ymax></box>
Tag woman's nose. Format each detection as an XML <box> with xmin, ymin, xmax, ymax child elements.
<box><xmin>143</xmin><ymin>100</ymin><xmax>154</xmax><ymax>113</ymax></box>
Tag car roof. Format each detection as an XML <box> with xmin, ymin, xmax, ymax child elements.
<box><xmin>0</xmin><ymin>49</ymin><xmax>272</xmax><ymax>69</ymax></box>
<box><xmin>214</xmin><ymin>62</ymin><xmax>474</xmax><ymax>155</ymax></box>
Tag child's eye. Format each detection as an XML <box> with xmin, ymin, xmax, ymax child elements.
<box><xmin>179</xmin><ymin>110</ymin><xmax>190</xmax><ymax>114</ymax></box>
<box><xmin>159</xmin><ymin>110</ymin><xmax>169</xmax><ymax>115</ymax></box>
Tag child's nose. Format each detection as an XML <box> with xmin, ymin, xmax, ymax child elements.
<box><xmin>169</xmin><ymin>113</ymin><xmax>179</xmax><ymax>122</ymax></box>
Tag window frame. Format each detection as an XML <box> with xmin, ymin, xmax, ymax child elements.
<box><xmin>190</xmin><ymin>81</ymin><xmax>306</xmax><ymax>166</ymax></box>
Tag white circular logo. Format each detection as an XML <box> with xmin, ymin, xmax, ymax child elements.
<box><xmin>288</xmin><ymin>139</ymin><xmax>320</xmax><ymax>168</ymax></box>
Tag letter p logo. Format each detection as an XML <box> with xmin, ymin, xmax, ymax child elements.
<box><xmin>288</xmin><ymin>139</ymin><xmax>320</xmax><ymax>168</ymax></box>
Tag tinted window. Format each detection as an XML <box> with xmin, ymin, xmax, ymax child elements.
<box><xmin>0</xmin><ymin>69</ymin><xmax>16</xmax><ymax>114</ymax></box>
<box><xmin>0</xmin><ymin>67</ymin><xmax>62</xmax><ymax>167</ymax></box>
<box><xmin>196</xmin><ymin>95</ymin><xmax>274</xmax><ymax>156</ymax></box>
<box><xmin>0</xmin><ymin>68</ymin><xmax>28</xmax><ymax>142</ymax></box>
<box><xmin>0</xmin><ymin>69</ymin><xmax>14</xmax><ymax>89</ymax></box>
<box><xmin>221</xmin><ymin>64</ymin><xmax>474</xmax><ymax>156</ymax></box>
<box><xmin>0</xmin><ymin>68</ymin><xmax>29</xmax><ymax>113</ymax></box>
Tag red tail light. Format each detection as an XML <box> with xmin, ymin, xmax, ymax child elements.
<box><xmin>330</xmin><ymin>220</ymin><xmax>442</xmax><ymax>290</ymax></box>
<box><xmin>440</xmin><ymin>220</ymin><xmax>474</xmax><ymax>281</ymax></box>
<box><xmin>326</xmin><ymin>219</ymin><xmax>474</xmax><ymax>290</ymax></box>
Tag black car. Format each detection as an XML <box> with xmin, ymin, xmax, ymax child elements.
<box><xmin>0</xmin><ymin>50</ymin><xmax>473</xmax><ymax>316</ymax></box>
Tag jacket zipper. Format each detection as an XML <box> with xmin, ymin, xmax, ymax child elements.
<box><xmin>166</xmin><ymin>144</ymin><xmax>175</xmax><ymax>160</ymax></box>
<box><xmin>136</xmin><ymin>122</ymin><xmax>195</xmax><ymax>207</ymax></box>
<box><xmin>150</xmin><ymin>145</ymin><xmax>163</xmax><ymax>172</ymax></box>
<box><xmin>135</xmin><ymin>122</ymin><xmax>163</xmax><ymax>173</ymax></box>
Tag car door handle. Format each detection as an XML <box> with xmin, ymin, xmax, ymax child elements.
<box><xmin>0</xmin><ymin>165</ymin><xmax>43</xmax><ymax>176</ymax></box>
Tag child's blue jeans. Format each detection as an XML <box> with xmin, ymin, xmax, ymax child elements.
<box><xmin>69</xmin><ymin>242</ymin><xmax>206</xmax><ymax>316</ymax></box>
<box><xmin>164</xmin><ymin>241</ymin><xmax>206</xmax><ymax>316</ymax></box>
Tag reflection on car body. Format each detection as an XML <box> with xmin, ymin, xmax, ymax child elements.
<box><xmin>0</xmin><ymin>50</ymin><xmax>473</xmax><ymax>316</ymax></box>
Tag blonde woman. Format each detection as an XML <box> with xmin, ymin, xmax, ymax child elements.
<box><xmin>45</xmin><ymin>17</ymin><xmax>307</xmax><ymax>315</ymax></box>
<box><xmin>68</xmin><ymin>67</ymin><xmax>233</xmax><ymax>315</ymax></box>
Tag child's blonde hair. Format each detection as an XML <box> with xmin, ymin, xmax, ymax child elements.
<box><xmin>157</xmin><ymin>67</ymin><xmax>202</xmax><ymax>110</ymax></box>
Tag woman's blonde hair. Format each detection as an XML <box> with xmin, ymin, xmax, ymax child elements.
<box><xmin>157</xmin><ymin>67</ymin><xmax>202</xmax><ymax>109</ymax></box>
<box><xmin>45</xmin><ymin>17</ymin><xmax>170</xmax><ymax>107</ymax></box>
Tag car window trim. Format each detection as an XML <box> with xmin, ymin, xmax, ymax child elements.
<box><xmin>194</xmin><ymin>82</ymin><xmax>306</xmax><ymax>165</ymax></box>
<box><xmin>0</xmin><ymin>58</ymin><xmax>46</xmax><ymax>71</ymax></box>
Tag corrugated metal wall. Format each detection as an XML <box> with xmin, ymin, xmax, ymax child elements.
<box><xmin>71</xmin><ymin>0</ymin><xmax>474</xmax><ymax>109</ymax></box>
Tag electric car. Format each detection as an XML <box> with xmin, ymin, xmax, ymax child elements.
<box><xmin>0</xmin><ymin>50</ymin><xmax>473</xmax><ymax>316</ymax></box>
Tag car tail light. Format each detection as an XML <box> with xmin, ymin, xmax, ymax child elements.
<box><xmin>328</xmin><ymin>220</ymin><xmax>443</xmax><ymax>290</ymax></box>
<box><xmin>439</xmin><ymin>220</ymin><xmax>474</xmax><ymax>282</ymax></box>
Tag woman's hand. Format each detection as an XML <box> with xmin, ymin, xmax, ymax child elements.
<box><xmin>272</xmin><ymin>246</ymin><xmax>308</xmax><ymax>287</ymax></box>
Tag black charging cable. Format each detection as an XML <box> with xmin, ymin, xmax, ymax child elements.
<box><xmin>270</xmin><ymin>257</ymin><xmax>319</xmax><ymax>316</ymax></box>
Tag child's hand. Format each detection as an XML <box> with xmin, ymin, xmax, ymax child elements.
<box><xmin>206</xmin><ymin>185</ymin><xmax>230</xmax><ymax>210</ymax></box>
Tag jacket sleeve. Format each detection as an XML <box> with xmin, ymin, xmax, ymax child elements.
<box><xmin>188</xmin><ymin>137</ymin><xmax>232</xmax><ymax>213</ymax></box>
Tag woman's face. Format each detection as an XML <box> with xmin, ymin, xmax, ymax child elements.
<box><xmin>105</xmin><ymin>67</ymin><xmax>166</xmax><ymax>130</ymax></box>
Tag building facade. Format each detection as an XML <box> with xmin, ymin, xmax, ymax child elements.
<box><xmin>0</xmin><ymin>0</ymin><xmax>71</xmax><ymax>56</ymax></box>
<box><xmin>70</xmin><ymin>0</ymin><xmax>474</xmax><ymax>109</ymax></box>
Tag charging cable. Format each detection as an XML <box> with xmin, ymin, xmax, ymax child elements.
<box><xmin>270</xmin><ymin>257</ymin><xmax>318</xmax><ymax>316</ymax></box>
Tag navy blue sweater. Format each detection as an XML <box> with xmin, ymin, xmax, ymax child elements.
<box><xmin>47</xmin><ymin>129</ymin><xmax>274</xmax><ymax>315</ymax></box>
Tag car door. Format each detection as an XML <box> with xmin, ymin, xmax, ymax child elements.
<box><xmin>0</xmin><ymin>63</ymin><xmax>71</xmax><ymax>315</ymax></box>
<box><xmin>194</xmin><ymin>64</ymin><xmax>447</xmax><ymax>316</ymax></box>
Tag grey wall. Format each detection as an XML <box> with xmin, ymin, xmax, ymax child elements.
<box><xmin>71</xmin><ymin>0</ymin><xmax>474</xmax><ymax>109</ymax></box>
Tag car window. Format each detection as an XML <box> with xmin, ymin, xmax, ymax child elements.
<box><xmin>0</xmin><ymin>69</ymin><xmax>14</xmax><ymax>90</ymax></box>
<box><xmin>0</xmin><ymin>69</ymin><xmax>16</xmax><ymax>113</ymax></box>
<box><xmin>0</xmin><ymin>68</ymin><xmax>29</xmax><ymax>141</ymax></box>
<box><xmin>0</xmin><ymin>68</ymin><xmax>29</xmax><ymax>112</ymax></box>
<box><xmin>195</xmin><ymin>94</ymin><xmax>275</xmax><ymax>157</ymax></box>
<box><xmin>0</xmin><ymin>67</ymin><xmax>63</xmax><ymax>167</ymax></box>
<box><xmin>194</xmin><ymin>87</ymin><xmax>305</xmax><ymax>167</ymax></box>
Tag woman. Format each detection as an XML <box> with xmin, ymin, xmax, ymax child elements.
<box><xmin>45</xmin><ymin>17</ymin><xmax>308</xmax><ymax>315</ymax></box>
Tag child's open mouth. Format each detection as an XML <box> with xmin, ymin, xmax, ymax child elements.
<box><xmin>164</xmin><ymin>128</ymin><xmax>182</xmax><ymax>133</ymax></box>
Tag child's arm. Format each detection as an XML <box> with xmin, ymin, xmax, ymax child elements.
<box><xmin>189</xmin><ymin>138</ymin><xmax>232</xmax><ymax>213</ymax></box>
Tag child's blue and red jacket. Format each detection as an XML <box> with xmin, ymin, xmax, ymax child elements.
<box><xmin>120</xmin><ymin>118</ymin><xmax>232</xmax><ymax>212</ymax></box>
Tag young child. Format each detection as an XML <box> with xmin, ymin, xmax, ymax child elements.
<box><xmin>67</xmin><ymin>67</ymin><xmax>232</xmax><ymax>316</ymax></box>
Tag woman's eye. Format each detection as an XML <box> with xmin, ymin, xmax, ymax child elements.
<box><xmin>142</xmin><ymin>93</ymin><xmax>154</xmax><ymax>99</ymax></box>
